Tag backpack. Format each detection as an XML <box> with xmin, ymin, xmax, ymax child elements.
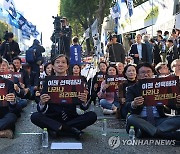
<box><xmin>26</xmin><ymin>46</ymin><xmax>37</xmax><ymax>63</ymax></box>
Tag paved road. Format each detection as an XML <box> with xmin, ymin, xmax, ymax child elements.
<box><xmin>0</xmin><ymin>101</ymin><xmax>179</xmax><ymax>154</ymax></box>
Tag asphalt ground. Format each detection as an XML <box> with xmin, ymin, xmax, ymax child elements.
<box><xmin>0</xmin><ymin>101</ymin><xmax>179</xmax><ymax>154</ymax></box>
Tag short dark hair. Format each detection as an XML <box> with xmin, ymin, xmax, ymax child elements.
<box><xmin>136</xmin><ymin>63</ymin><xmax>155</xmax><ymax>74</ymax></box>
<box><xmin>12</xmin><ymin>56</ymin><xmax>22</xmax><ymax>63</ymax></box>
<box><xmin>98</xmin><ymin>61</ymin><xmax>107</xmax><ymax>69</ymax></box>
<box><xmin>106</xmin><ymin>64</ymin><xmax>118</xmax><ymax>75</ymax></box>
<box><xmin>0</xmin><ymin>56</ymin><xmax>2</xmax><ymax>64</ymax></box>
<box><xmin>164</xmin><ymin>31</ymin><xmax>169</xmax><ymax>36</ymax></box>
<box><xmin>9</xmin><ymin>62</ymin><xmax>17</xmax><ymax>72</ymax></box>
<box><xmin>44</xmin><ymin>62</ymin><xmax>52</xmax><ymax>75</ymax></box>
<box><xmin>172</xmin><ymin>29</ymin><xmax>176</xmax><ymax>34</ymax></box>
<box><xmin>167</xmin><ymin>39</ymin><xmax>173</xmax><ymax>43</ymax></box>
<box><xmin>51</xmin><ymin>54</ymin><xmax>69</xmax><ymax>65</ymax></box>
<box><xmin>157</xmin><ymin>30</ymin><xmax>162</xmax><ymax>34</ymax></box>
<box><xmin>123</xmin><ymin>64</ymin><xmax>136</xmax><ymax>79</ymax></box>
<box><xmin>72</xmin><ymin>36</ymin><xmax>79</xmax><ymax>43</ymax></box>
<box><xmin>23</xmin><ymin>63</ymin><xmax>31</xmax><ymax>69</ymax></box>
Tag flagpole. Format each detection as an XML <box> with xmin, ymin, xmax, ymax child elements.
<box><xmin>152</xmin><ymin>0</ymin><xmax>154</xmax><ymax>37</ymax></box>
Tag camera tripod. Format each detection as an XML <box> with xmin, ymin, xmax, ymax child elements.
<box><xmin>52</xmin><ymin>33</ymin><xmax>65</xmax><ymax>56</ymax></box>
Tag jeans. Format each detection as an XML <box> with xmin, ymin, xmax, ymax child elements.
<box><xmin>100</xmin><ymin>99</ymin><xmax>120</xmax><ymax>110</ymax></box>
<box><xmin>0</xmin><ymin>113</ymin><xmax>17</xmax><ymax>131</ymax></box>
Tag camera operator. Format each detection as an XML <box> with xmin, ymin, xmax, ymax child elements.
<box><xmin>51</xmin><ymin>16</ymin><xmax>72</xmax><ymax>58</ymax></box>
<box><xmin>0</xmin><ymin>32</ymin><xmax>21</xmax><ymax>62</ymax></box>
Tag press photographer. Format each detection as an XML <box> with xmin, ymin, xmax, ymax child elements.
<box><xmin>51</xmin><ymin>16</ymin><xmax>72</xmax><ymax>58</ymax></box>
<box><xmin>0</xmin><ymin>32</ymin><xmax>21</xmax><ymax>62</ymax></box>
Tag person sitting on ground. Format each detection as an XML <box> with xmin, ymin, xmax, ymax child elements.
<box><xmin>0</xmin><ymin>57</ymin><xmax>18</xmax><ymax>139</ymax></box>
<box><xmin>23</xmin><ymin>64</ymin><xmax>39</xmax><ymax>100</ymax></box>
<box><xmin>39</xmin><ymin>64</ymin><xmax>46</xmax><ymax>79</ymax></box>
<box><xmin>44</xmin><ymin>62</ymin><xmax>53</xmax><ymax>76</ymax></box>
<box><xmin>171</xmin><ymin>59</ymin><xmax>180</xmax><ymax>115</ymax></box>
<box><xmin>89</xmin><ymin>61</ymin><xmax>107</xmax><ymax>105</ymax></box>
<box><xmin>31</xmin><ymin>54</ymin><xmax>97</xmax><ymax>139</ymax></box>
<box><xmin>98</xmin><ymin>65</ymin><xmax>120</xmax><ymax>115</ymax></box>
<box><xmin>13</xmin><ymin>57</ymin><xmax>31</xmax><ymax>98</ymax></box>
<box><xmin>117</xmin><ymin>64</ymin><xmax>137</xmax><ymax>119</ymax></box>
<box><xmin>116</xmin><ymin>62</ymin><xmax>124</xmax><ymax>76</ymax></box>
<box><xmin>126</xmin><ymin>62</ymin><xmax>180</xmax><ymax>140</ymax></box>
<box><xmin>0</xmin><ymin>58</ymin><xmax>27</xmax><ymax>113</ymax></box>
<box><xmin>155</xmin><ymin>62</ymin><xmax>170</xmax><ymax>77</ymax></box>
<box><xmin>35</xmin><ymin>62</ymin><xmax>53</xmax><ymax>104</ymax></box>
<box><xmin>9</xmin><ymin>62</ymin><xmax>17</xmax><ymax>72</ymax></box>
<box><xmin>171</xmin><ymin>59</ymin><xmax>180</xmax><ymax>79</ymax></box>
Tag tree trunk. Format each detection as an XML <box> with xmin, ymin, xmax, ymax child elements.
<box><xmin>96</xmin><ymin>0</ymin><xmax>106</xmax><ymax>33</ymax></box>
<box><xmin>86</xmin><ymin>38</ymin><xmax>91</xmax><ymax>55</ymax></box>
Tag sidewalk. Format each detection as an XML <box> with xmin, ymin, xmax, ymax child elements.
<box><xmin>0</xmin><ymin>102</ymin><xmax>179</xmax><ymax>154</ymax></box>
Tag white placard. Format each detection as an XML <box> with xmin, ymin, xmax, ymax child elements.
<box><xmin>51</xmin><ymin>143</ymin><xmax>82</xmax><ymax>150</ymax></box>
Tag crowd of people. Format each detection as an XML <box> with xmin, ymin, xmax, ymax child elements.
<box><xmin>0</xmin><ymin>28</ymin><xmax>179</xmax><ymax>146</ymax></box>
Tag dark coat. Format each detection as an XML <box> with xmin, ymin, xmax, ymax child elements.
<box><xmin>129</xmin><ymin>43</ymin><xmax>149</xmax><ymax>64</ymax></box>
<box><xmin>0</xmin><ymin>40</ymin><xmax>21</xmax><ymax>62</ymax></box>
<box><xmin>0</xmin><ymin>77</ymin><xmax>17</xmax><ymax>118</ymax></box>
<box><xmin>125</xmin><ymin>82</ymin><xmax>178</xmax><ymax>117</ymax></box>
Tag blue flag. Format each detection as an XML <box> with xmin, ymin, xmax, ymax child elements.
<box><xmin>110</xmin><ymin>2</ymin><xmax>120</xmax><ymax>19</ymax></box>
<box><xmin>3</xmin><ymin>0</ymin><xmax>17</xmax><ymax>18</ymax></box>
<box><xmin>127</xmin><ymin>0</ymin><xmax>133</xmax><ymax>17</ymax></box>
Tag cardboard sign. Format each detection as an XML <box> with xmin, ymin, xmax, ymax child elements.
<box><xmin>106</xmin><ymin>75</ymin><xmax>126</xmax><ymax>92</ymax></box>
<box><xmin>96</xmin><ymin>72</ymin><xmax>106</xmax><ymax>87</ymax></box>
<box><xmin>0</xmin><ymin>79</ymin><xmax>8</xmax><ymax>107</ymax></box>
<box><xmin>139</xmin><ymin>76</ymin><xmax>180</xmax><ymax>106</ymax></box>
<box><xmin>0</xmin><ymin>72</ymin><xmax>23</xmax><ymax>83</ymax></box>
<box><xmin>44</xmin><ymin>76</ymin><xmax>86</xmax><ymax>104</ymax></box>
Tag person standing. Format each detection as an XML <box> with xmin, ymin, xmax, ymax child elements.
<box><xmin>129</xmin><ymin>34</ymin><xmax>148</xmax><ymax>65</ymax></box>
<box><xmin>143</xmin><ymin>35</ymin><xmax>153</xmax><ymax>64</ymax></box>
<box><xmin>26</xmin><ymin>39</ymin><xmax>45</xmax><ymax>76</ymax></box>
<box><xmin>69</xmin><ymin>36</ymin><xmax>82</xmax><ymax>73</ymax></box>
<box><xmin>106</xmin><ymin>34</ymin><xmax>125</xmax><ymax>64</ymax></box>
<box><xmin>166</xmin><ymin>39</ymin><xmax>178</xmax><ymax>70</ymax></box>
<box><xmin>0</xmin><ymin>32</ymin><xmax>21</xmax><ymax>62</ymax></box>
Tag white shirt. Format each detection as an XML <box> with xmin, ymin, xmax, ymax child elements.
<box><xmin>136</xmin><ymin>43</ymin><xmax>142</xmax><ymax>59</ymax></box>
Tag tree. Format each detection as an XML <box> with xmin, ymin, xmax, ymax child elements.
<box><xmin>133</xmin><ymin>0</ymin><xmax>149</xmax><ymax>7</ymax></box>
<box><xmin>60</xmin><ymin>0</ymin><xmax>111</xmax><ymax>55</ymax></box>
<box><xmin>0</xmin><ymin>21</ymin><xmax>9</xmax><ymax>40</ymax></box>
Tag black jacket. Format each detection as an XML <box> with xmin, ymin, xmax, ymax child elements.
<box><xmin>0</xmin><ymin>77</ymin><xmax>17</xmax><ymax>118</ymax></box>
<box><xmin>0</xmin><ymin>40</ymin><xmax>21</xmax><ymax>62</ymax></box>
<box><xmin>125</xmin><ymin>82</ymin><xmax>178</xmax><ymax>117</ymax></box>
<box><xmin>129</xmin><ymin>43</ymin><xmax>148</xmax><ymax>65</ymax></box>
<box><xmin>107</xmin><ymin>43</ymin><xmax>125</xmax><ymax>63</ymax></box>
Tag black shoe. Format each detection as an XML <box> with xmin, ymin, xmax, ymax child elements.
<box><xmin>62</xmin><ymin>125</ymin><xmax>83</xmax><ymax>139</ymax></box>
<box><xmin>69</xmin><ymin>127</ymin><xmax>83</xmax><ymax>139</ymax></box>
<box><xmin>48</xmin><ymin>130</ymin><xmax>58</xmax><ymax>138</ymax></box>
<box><xmin>136</xmin><ymin>129</ymin><xmax>142</xmax><ymax>139</ymax></box>
<box><xmin>174</xmin><ymin>141</ymin><xmax>180</xmax><ymax>146</ymax></box>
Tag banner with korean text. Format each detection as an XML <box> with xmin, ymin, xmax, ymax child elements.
<box><xmin>44</xmin><ymin>76</ymin><xmax>86</xmax><ymax>104</ymax></box>
<box><xmin>0</xmin><ymin>72</ymin><xmax>23</xmax><ymax>83</ymax></box>
<box><xmin>139</xmin><ymin>76</ymin><xmax>180</xmax><ymax>106</ymax></box>
<box><xmin>0</xmin><ymin>78</ymin><xmax>8</xmax><ymax>107</ymax></box>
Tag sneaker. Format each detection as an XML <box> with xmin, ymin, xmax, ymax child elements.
<box><xmin>103</xmin><ymin>109</ymin><xmax>114</xmax><ymax>115</ymax></box>
<box><xmin>0</xmin><ymin>129</ymin><xmax>13</xmax><ymax>139</ymax></box>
